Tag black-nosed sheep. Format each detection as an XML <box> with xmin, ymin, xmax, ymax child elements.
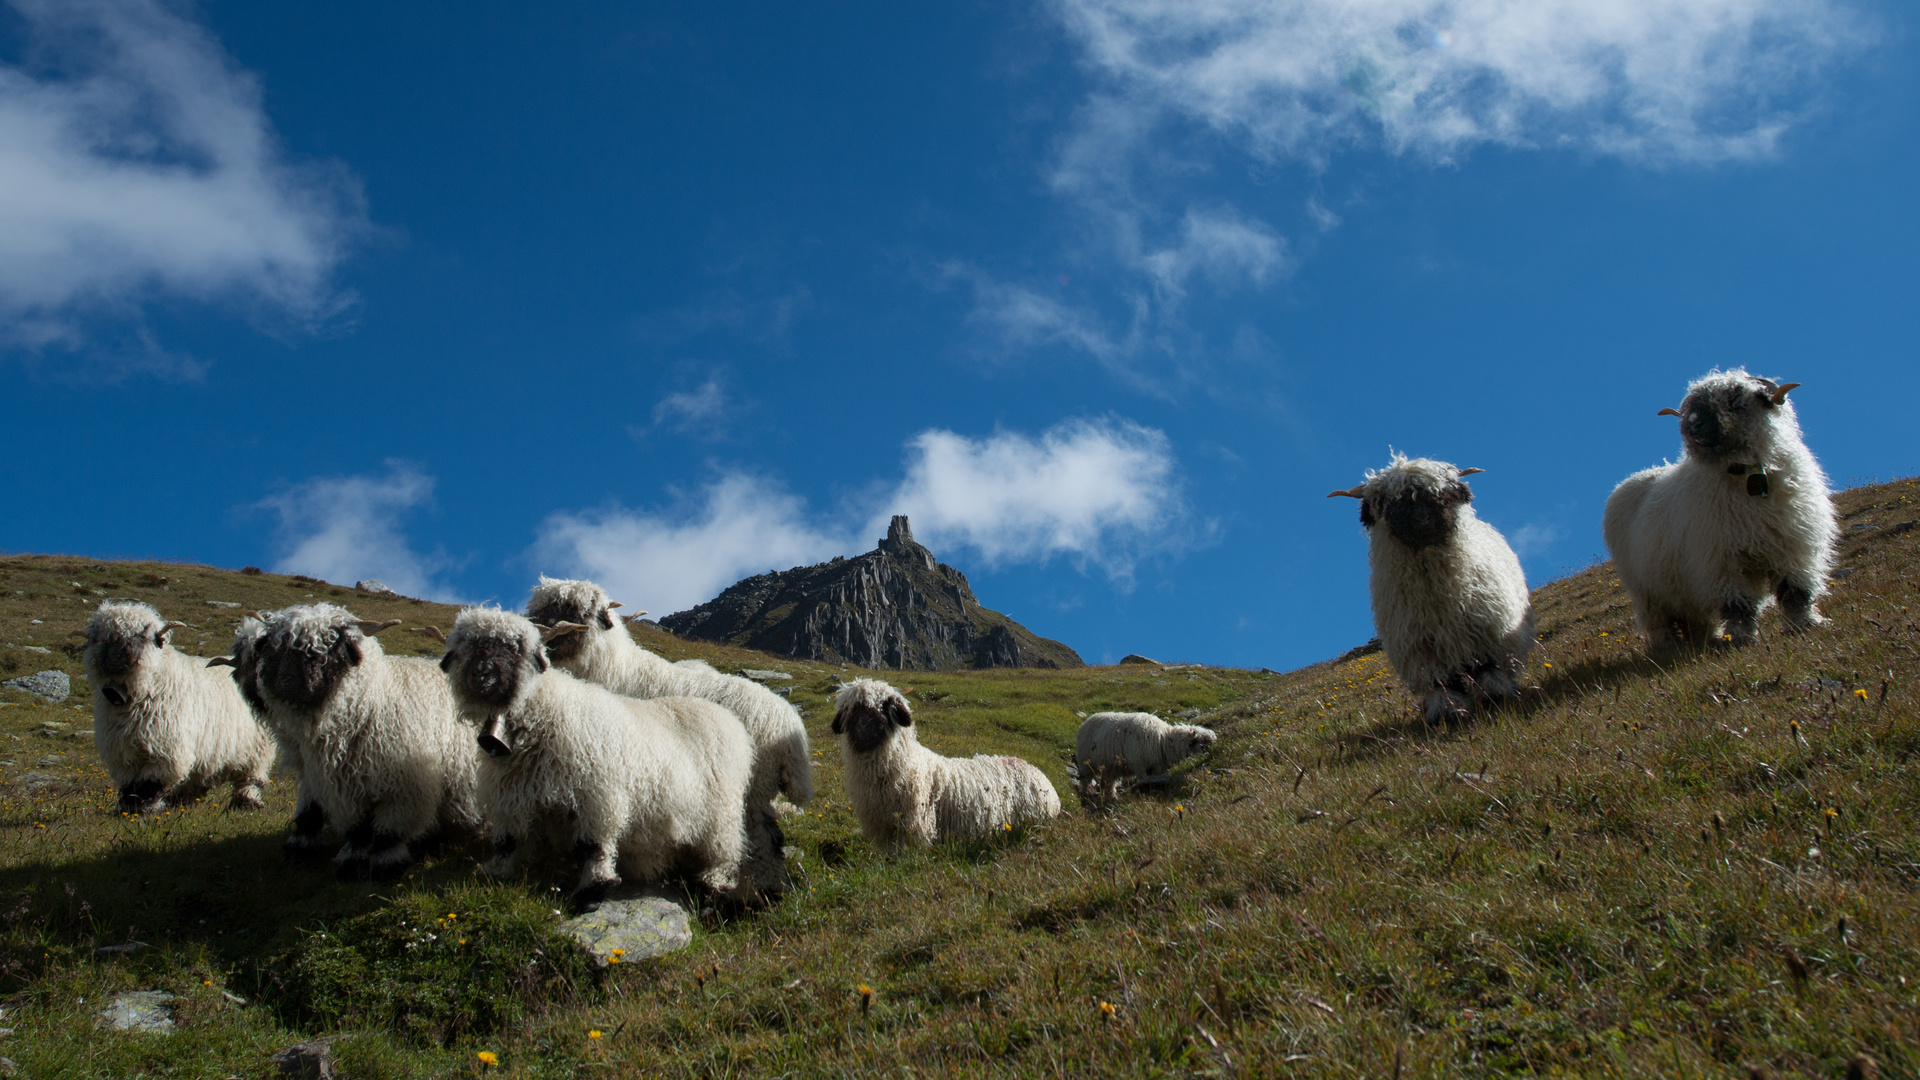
<box><xmin>440</xmin><ymin>608</ymin><xmax>752</xmax><ymax>909</ymax></box>
<box><xmin>527</xmin><ymin>576</ymin><xmax>811</xmax><ymax>896</ymax></box>
<box><xmin>1330</xmin><ymin>454</ymin><xmax>1536</xmax><ymax>723</ymax></box>
<box><xmin>250</xmin><ymin>603</ymin><xmax>478</xmax><ymax>882</ymax></box>
<box><xmin>208</xmin><ymin>612</ymin><xmax>328</xmax><ymax>856</ymax></box>
<box><xmin>1604</xmin><ymin>370</ymin><xmax>1836</xmax><ymax>649</ymax></box>
<box><xmin>84</xmin><ymin>601</ymin><xmax>275</xmax><ymax>814</ymax></box>
<box><xmin>1074</xmin><ymin>712</ymin><xmax>1216</xmax><ymax>795</ymax></box>
<box><xmin>832</xmin><ymin>678</ymin><xmax>1060</xmax><ymax>852</ymax></box>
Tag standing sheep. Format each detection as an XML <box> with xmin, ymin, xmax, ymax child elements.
<box><xmin>208</xmin><ymin>613</ymin><xmax>329</xmax><ymax>856</ymax></box>
<box><xmin>1075</xmin><ymin>712</ymin><xmax>1216</xmax><ymax>796</ymax></box>
<box><xmin>84</xmin><ymin>601</ymin><xmax>275</xmax><ymax>814</ymax></box>
<box><xmin>439</xmin><ymin>608</ymin><xmax>751</xmax><ymax>908</ymax></box>
<box><xmin>1330</xmin><ymin>454</ymin><xmax>1536</xmax><ymax>723</ymax></box>
<box><xmin>1604</xmin><ymin>370</ymin><xmax>1836</xmax><ymax>649</ymax></box>
<box><xmin>832</xmin><ymin>678</ymin><xmax>1060</xmax><ymax>852</ymax></box>
<box><xmin>250</xmin><ymin>604</ymin><xmax>478</xmax><ymax>882</ymax></box>
<box><xmin>526</xmin><ymin>576</ymin><xmax>811</xmax><ymax>896</ymax></box>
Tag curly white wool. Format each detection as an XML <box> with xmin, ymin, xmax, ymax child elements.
<box><xmin>442</xmin><ymin>608</ymin><xmax>751</xmax><ymax>904</ymax></box>
<box><xmin>832</xmin><ymin>678</ymin><xmax>1060</xmax><ymax>853</ymax></box>
<box><xmin>1075</xmin><ymin>712</ymin><xmax>1215</xmax><ymax>793</ymax></box>
<box><xmin>1604</xmin><ymin>369</ymin><xmax>1836</xmax><ymax>648</ymax></box>
<box><xmin>252</xmin><ymin>603</ymin><xmax>479</xmax><ymax>879</ymax></box>
<box><xmin>84</xmin><ymin>601</ymin><xmax>275</xmax><ymax>813</ymax></box>
<box><xmin>527</xmin><ymin>576</ymin><xmax>812</xmax><ymax>893</ymax></box>
<box><xmin>1334</xmin><ymin>453</ymin><xmax>1536</xmax><ymax>723</ymax></box>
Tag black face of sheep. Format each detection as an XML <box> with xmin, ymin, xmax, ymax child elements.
<box><xmin>259</xmin><ymin>627</ymin><xmax>361</xmax><ymax>710</ymax></box>
<box><xmin>526</xmin><ymin>596</ymin><xmax>603</xmax><ymax>660</ymax></box>
<box><xmin>85</xmin><ymin>611</ymin><xmax>186</xmax><ymax>706</ymax></box>
<box><xmin>441</xmin><ymin>633</ymin><xmax>543</xmax><ymax>757</ymax></box>
<box><xmin>1664</xmin><ymin>376</ymin><xmax>1798</xmax><ymax>466</ymax></box>
<box><xmin>832</xmin><ymin>696</ymin><xmax>912</xmax><ymax>754</ymax></box>
<box><xmin>1376</xmin><ymin>482</ymin><xmax>1473</xmax><ymax>551</ymax></box>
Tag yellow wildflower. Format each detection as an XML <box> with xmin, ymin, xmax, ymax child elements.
<box><xmin>1854</xmin><ymin>688</ymin><xmax>1868</xmax><ymax>700</ymax></box>
<box><xmin>477</xmin><ymin>1051</ymin><xmax>499</xmax><ymax>1067</ymax></box>
<box><xmin>1099</xmin><ymin>1000</ymin><xmax>1116</xmax><ymax>1016</ymax></box>
<box><xmin>588</xmin><ymin>1030</ymin><xmax>603</xmax><ymax>1040</ymax></box>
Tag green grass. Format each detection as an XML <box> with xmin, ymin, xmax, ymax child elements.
<box><xmin>3</xmin><ymin>479</ymin><xmax>1919</xmax><ymax>1076</ymax></box>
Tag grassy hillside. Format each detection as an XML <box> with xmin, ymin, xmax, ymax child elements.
<box><xmin>1</xmin><ymin>478</ymin><xmax>1917</xmax><ymax>1077</ymax></box>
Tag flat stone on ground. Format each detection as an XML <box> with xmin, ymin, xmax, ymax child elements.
<box><xmin>739</xmin><ymin>669</ymin><xmax>792</xmax><ymax>681</ymax></box>
<box><xmin>356</xmin><ymin>580</ymin><xmax>396</xmax><ymax>595</ymax></box>
<box><xmin>4</xmin><ymin>670</ymin><xmax>69</xmax><ymax>702</ymax></box>
<box><xmin>99</xmin><ymin>991</ymin><xmax>175</xmax><ymax>1033</ymax></box>
<box><xmin>561</xmin><ymin>895</ymin><xmax>691</xmax><ymax>966</ymax></box>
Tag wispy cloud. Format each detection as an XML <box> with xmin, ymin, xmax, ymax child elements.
<box><xmin>258</xmin><ymin>462</ymin><xmax>459</xmax><ymax>601</ymax></box>
<box><xmin>1508</xmin><ymin>522</ymin><xmax>1563</xmax><ymax>559</ymax></box>
<box><xmin>533</xmin><ymin>417</ymin><xmax>1193</xmax><ymax>614</ymax></box>
<box><xmin>650</xmin><ymin>377</ymin><xmax>728</xmax><ymax>432</ymax></box>
<box><xmin>0</xmin><ymin>0</ymin><xmax>366</xmax><ymax>362</ymax></box>
<box><xmin>1046</xmin><ymin>0</ymin><xmax>1866</xmax><ymax>165</ymax></box>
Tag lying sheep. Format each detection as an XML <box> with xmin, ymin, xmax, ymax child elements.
<box><xmin>83</xmin><ymin>601</ymin><xmax>275</xmax><ymax>814</ymax></box>
<box><xmin>251</xmin><ymin>604</ymin><xmax>478</xmax><ymax>881</ymax></box>
<box><xmin>209</xmin><ymin>613</ymin><xmax>327</xmax><ymax>856</ymax></box>
<box><xmin>1604</xmin><ymin>370</ymin><xmax>1836</xmax><ymax>649</ymax></box>
<box><xmin>1330</xmin><ymin>454</ymin><xmax>1536</xmax><ymax>723</ymax></box>
<box><xmin>527</xmin><ymin>576</ymin><xmax>811</xmax><ymax>895</ymax></box>
<box><xmin>832</xmin><ymin>678</ymin><xmax>1060</xmax><ymax>852</ymax></box>
<box><xmin>1075</xmin><ymin>712</ymin><xmax>1216</xmax><ymax>796</ymax></box>
<box><xmin>439</xmin><ymin>608</ymin><xmax>751</xmax><ymax>908</ymax></box>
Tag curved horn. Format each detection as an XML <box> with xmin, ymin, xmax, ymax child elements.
<box><xmin>1658</xmin><ymin>407</ymin><xmax>1682</xmax><ymax>417</ymax></box>
<box><xmin>205</xmin><ymin>655</ymin><xmax>237</xmax><ymax>668</ymax></box>
<box><xmin>159</xmin><ymin>621</ymin><xmax>189</xmax><ymax>634</ymax></box>
<box><xmin>1326</xmin><ymin>486</ymin><xmax>1367</xmax><ymax>499</ymax></box>
<box><xmin>255</xmin><ymin>610</ymin><xmax>275</xmax><ymax>622</ymax></box>
<box><xmin>606</xmin><ymin>601</ymin><xmax>623</xmax><ymax>609</ymax></box>
<box><xmin>413</xmin><ymin>625</ymin><xmax>447</xmax><ymax>643</ymax></box>
<box><xmin>1770</xmin><ymin>381</ymin><xmax>1800</xmax><ymax>406</ymax></box>
<box><xmin>1456</xmin><ymin>468</ymin><xmax>1484</xmax><ymax>477</ymax></box>
<box><xmin>540</xmin><ymin>621</ymin><xmax>589</xmax><ymax>642</ymax></box>
<box><xmin>356</xmin><ymin>619</ymin><xmax>403</xmax><ymax>635</ymax></box>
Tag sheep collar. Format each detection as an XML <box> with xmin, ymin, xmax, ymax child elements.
<box><xmin>1725</xmin><ymin>462</ymin><xmax>1770</xmax><ymax>498</ymax></box>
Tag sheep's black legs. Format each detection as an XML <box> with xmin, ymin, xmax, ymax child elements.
<box><xmin>1777</xmin><ymin>578</ymin><xmax>1819</xmax><ymax>631</ymax></box>
<box><xmin>365</xmin><ymin>831</ymin><xmax>413</xmax><ymax>883</ymax></box>
<box><xmin>117</xmin><ymin>779</ymin><xmax>167</xmax><ymax>815</ymax></box>
<box><xmin>284</xmin><ymin>800</ymin><xmax>328</xmax><ymax>859</ymax></box>
<box><xmin>1720</xmin><ymin>596</ymin><xmax>1759</xmax><ymax>646</ymax></box>
<box><xmin>335</xmin><ymin>818</ymin><xmax>376</xmax><ymax>882</ymax></box>
<box><xmin>572</xmin><ymin>838</ymin><xmax>620</xmax><ymax>912</ymax></box>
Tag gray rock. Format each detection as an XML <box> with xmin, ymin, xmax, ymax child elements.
<box><xmin>99</xmin><ymin>991</ymin><xmax>175</xmax><ymax>1033</ymax></box>
<box><xmin>4</xmin><ymin>670</ymin><xmax>69</xmax><ymax>702</ymax></box>
<box><xmin>1119</xmin><ymin>654</ymin><xmax>1160</xmax><ymax>665</ymax></box>
<box><xmin>206</xmin><ymin>600</ymin><xmax>242</xmax><ymax>608</ymax></box>
<box><xmin>740</xmin><ymin>669</ymin><xmax>792</xmax><ymax>682</ymax></box>
<box><xmin>271</xmin><ymin>1038</ymin><xmax>335</xmax><ymax>1080</ymax></box>
<box><xmin>560</xmin><ymin>895</ymin><xmax>691</xmax><ymax>966</ymax></box>
<box><xmin>355</xmin><ymin>580</ymin><xmax>396</xmax><ymax>595</ymax></box>
<box><xmin>6</xmin><ymin>644</ymin><xmax>52</xmax><ymax>655</ymax></box>
<box><xmin>15</xmin><ymin>772</ymin><xmax>59</xmax><ymax>792</ymax></box>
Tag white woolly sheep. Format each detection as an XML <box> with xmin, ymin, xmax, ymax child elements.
<box><xmin>1075</xmin><ymin>712</ymin><xmax>1216</xmax><ymax>795</ymax></box>
<box><xmin>208</xmin><ymin>612</ymin><xmax>330</xmax><ymax>856</ymax></box>
<box><xmin>83</xmin><ymin>601</ymin><xmax>275</xmax><ymax>814</ymax></box>
<box><xmin>250</xmin><ymin>603</ymin><xmax>478</xmax><ymax>882</ymax></box>
<box><xmin>1330</xmin><ymin>454</ymin><xmax>1536</xmax><ymax>723</ymax></box>
<box><xmin>1604</xmin><ymin>370</ymin><xmax>1837</xmax><ymax>649</ymax></box>
<box><xmin>527</xmin><ymin>576</ymin><xmax>812</xmax><ymax>895</ymax></box>
<box><xmin>831</xmin><ymin>678</ymin><xmax>1060</xmax><ymax>852</ymax></box>
<box><xmin>439</xmin><ymin>608</ymin><xmax>752</xmax><ymax>908</ymax></box>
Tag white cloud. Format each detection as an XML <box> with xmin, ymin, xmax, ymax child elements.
<box><xmin>1508</xmin><ymin>522</ymin><xmax>1563</xmax><ymax>558</ymax></box>
<box><xmin>532</xmin><ymin>473</ymin><xmax>850</xmax><ymax>616</ymax></box>
<box><xmin>533</xmin><ymin>418</ymin><xmax>1190</xmax><ymax>614</ymax></box>
<box><xmin>1047</xmin><ymin>0</ymin><xmax>1864</xmax><ymax>164</ymax></box>
<box><xmin>650</xmin><ymin>378</ymin><xmax>728</xmax><ymax>431</ymax></box>
<box><xmin>880</xmin><ymin>418</ymin><xmax>1185</xmax><ymax>577</ymax></box>
<box><xmin>259</xmin><ymin>462</ymin><xmax>458</xmax><ymax>601</ymax></box>
<box><xmin>0</xmin><ymin>0</ymin><xmax>365</xmax><ymax>353</ymax></box>
<box><xmin>1141</xmin><ymin>207</ymin><xmax>1289</xmax><ymax>301</ymax></box>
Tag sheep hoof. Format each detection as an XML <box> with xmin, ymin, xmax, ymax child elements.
<box><xmin>229</xmin><ymin>790</ymin><xmax>265</xmax><ymax>811</ymax></box>
<box><xmin>572</xmin><ymin>879</ymin><xmax>617</xmax><ymax>912</ymax></box>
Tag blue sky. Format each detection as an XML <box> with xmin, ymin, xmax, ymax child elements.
<box><xmin>3</xmin><ymin>0</ymin><xmax>1915</xmax><ymax>670</ymax></box>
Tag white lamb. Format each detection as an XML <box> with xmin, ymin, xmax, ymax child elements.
<box><xmin>1604</xmin><ymin>370</ymin><xmax>1837</xmax><ymax>649</ymax></box>
<box><xmin>83</xmin><ymin>601</ymin><xmax>275</xmax><ymax>814</ymax></box>
<box><xmin>439</xmin><ymin>608</ymin><xmax>752</xmax><ymax>909</ymax></box>
<box><xmin>250</xmin><ymin>603</ymin><xmax>479</xmax><ymax>882</ymax></box>
<box><xmin>1330</xmin><ymin>454</ymin><xmax>1536</xmax><ymax>723</ymax></box>
<box><xmin>526</xmin><ymin>576</ymin><xmax>812</xmax><ymax>895</ymax></box>
<box><xmin>832</xmin><ymin>678</ymin><xmax>1060</xmax><ymax>853</ymax></box>
<box><xmin>1075</xmin><ymin>712</ymin><xmax>1216</xmax><ymax>795</ymax></box>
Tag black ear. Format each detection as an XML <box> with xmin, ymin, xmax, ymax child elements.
<box><xmin>341</xmin><ymin>633</ymin><xmax>363</xmax><ymax>667</ymax></box>
<box><xmin>1441</xmin><ymin>482</ymin><xmax>1474</xmax><ymax>508</ymax></box>
<box><xmin>830</xmin><ymin>710</ymin><xmax>845</xmax><ymax>735</ymax></box>
<box><xmin>439</xmin><ymin>652</ymin><xmax>455</xmax><ymax>672</ymax></box>
<box><xmin>534</xmin><ymin>650</ymin><xmax>548</xmax><ymax>673</ymax></box>
<box><xmin>598</xmin><ymin>609</ymin><xmax>614</xmax><ymax>630</ymax></box>
<box><xmin>1358</xmin><ymin>502</ymin><xmax>1375</xmax><ymax>528</ymax></box>
<box><xmin>888</xmin><ymin>700</ymin><xmax>913</xmax><ymax>727</ymax></box>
